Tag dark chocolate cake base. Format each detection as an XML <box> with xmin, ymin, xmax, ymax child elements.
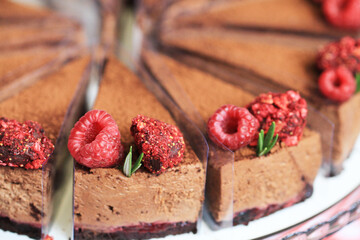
<box><xmin>75</xmin><ymin>221</ymin><xmax>197</xmax><ymax>240</ymax></box>
<box><xmin>0</xmin><ymin>216</ymin><xmax>41</xmax><ymax>239</ymax></box>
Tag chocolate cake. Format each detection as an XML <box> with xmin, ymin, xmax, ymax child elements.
<box><xmin>0</xmin><ymin>0</ymin><xmax>85</xmax><ymax>51</ymax></box>
<box><xmin>73</xmin><ymin>56</ymin><xmax>205</xmax><ymax>239</ymax></box>
<box><xmin>141</xmin><ymin>49</ymin><xmax>322</xmax><ymax>226</ymax></box>
<box><xmin>0</xmin><ymin>56</ymin><xmax>91</xmax><ymax>238</ymax></box>
<box><xmin>160</xmin><ymin>0</ymin><xmax>359</xmax><ymax>38</ymax></box>
<box><xmin>159</xmin><ymin>27</ymin><xmax>360</xmax><ymax>173</ymax></box>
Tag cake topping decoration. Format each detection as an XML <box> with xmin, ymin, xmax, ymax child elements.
<box><xmin>247</xmin><ymin>91</ymin><xmax>307</xmax><ymax>147</ymax></box>
<box><xmin>0</xmin><ymin>117</ymin><xmax>54</xmax><ymax>169</ymax></box>
<box><xmin>322</xmin><ymin>0</ymin><xmax>360</xmax><ymax>30</ymax></box>
<box><xmin>207</xmin><ymin>104</ymin><xmax>259</xmax><ymax>151</ymax></box>
<box><xmin>68</xmin><ymin>110</ymin><xmax>123</xmax><ymax>168</ymax></box>
<box><xmin>317</xmin><ymin>37</ymin><xmax>360</xmax><ymax>102</ymax></box>
<box><xmin>257</xmin><ymin>121</ymin><xmax>279</xmax><ymax>157</ymax></box>
<box><xmin>123</xmin><ymin>146</ymin><xmax>143</xmax><ymax>177</ymax></box>
<box><xmin>131</xmin><ymin>115</ymin><xmax>185</xmax><ymax>174</ymax></box>
<box><xmin>318</xmin><ymin>66</ymin><xmax>356</xmax><ymax>102</ymax></box>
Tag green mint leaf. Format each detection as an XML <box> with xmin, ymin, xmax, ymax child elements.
<box><xmin>263</xmin><ymin>121</ymin><xmax>275</xmax><ymax>147</ymax></box>
<box><xmin>258</xmin><ymin>147</ymin><xmax>268</xmax><ymax>157</ymax></box>
<box><xmin>356</xmin><ymin>73</ymin><xmax>360</xmax><ymax>93</ymax></box>
<box><xmin>131</xmin><ymin>153</ymin><xmax>143</xmax><ymax>175</ymax></box>
<box><xmin>263</xmin><ymin>134</ymin><xmax>279</xmax><ymax>155</ymax></box>
<box><xmin>257</xmin><ymin>130</ymin><xmax>264</xmax><ymax>155</ymax></box>
<box><xmin>123</xmin><ymin>146</ymin><xmax>133</xmax><ymax>177</ymax></box>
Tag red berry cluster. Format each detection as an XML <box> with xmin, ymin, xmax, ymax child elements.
<box><xmin>207</xmin><ymin>91</ymin><xmax>308</xmax><ymax>151</ymax></box>
<box><xmin>68</xmin><ymin>110</ymin><xmax>185</xmax><ymax>175</ymax></box>
<box><xmin>0</xmin><ymin>117</ymin><xmax>54</xmax><ymax>169</ymax></box>
<box><xmin>317</xmin><ymin>37</ymin><xmax>359</xmax><ymax>102</ymax></box>
<box><xmin>247</xmin><ymin>91</ymin><xmax>307</xmax><ymax>147</ymax></box>
<box><xmin>131</xmin><ymin>115</ymin><xmax>185</xmax><ymax>174</ymax></box>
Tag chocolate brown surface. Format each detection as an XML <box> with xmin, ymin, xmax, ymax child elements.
<box><xmin>74</xmin><ymin>57</ymin><xmax>205</xmax><ymax>234</ymax></box>
<box><xmin>161</xmin><ymin>0</ymin><xmax>358</xmax><ymax>37</ymax></box>
<box><xmin>160</xmin><ymin>27</ymin><xmax>359</xmax><ymax>170</ymax></box>
<box><xmin>142</xmin><ymin>50</ymin><xmax>322</xmax><ymax>223</ymax></box>
<box><xmin>0</xmin><ymin>57</ymin><xmax>90</xmax><ymax>229</ymax></box>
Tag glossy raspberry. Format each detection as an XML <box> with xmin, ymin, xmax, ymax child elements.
<box><xmin>207</xmin><ymin>105</ymin><xmax>259</xmax><ymax>151</ymax></box>
<box><xmin>322</xmin><ymin>0</ymin><xmax>360</xmax><ymax>30</ymax></box>
<box><xmin>247</xmin><ymin>91</ymin><xmax>307</xmax><ymax>147</ymax></box>
<box><xmin>0</xmin><ymin>118</ymin><xmax>54</xmax><ymax>169</ymax></box>
<box><xmin>318</xmin><ymin>66</ymin><xmax>356</xmax><ymax>102</ymax></box>
<box><xmin>317</xmin><ymin>36</ymin><xmax>360</xmax><ymax>72</ymax></box>
<box><xmin>68</xmin><ymin>110</ymin><xmax>123</xmax><ymax>168</ymax></box>
<box><xmin>131</xmin><ymin>115</ymin><xmax>185</xmax><ymax>174</ymax></box>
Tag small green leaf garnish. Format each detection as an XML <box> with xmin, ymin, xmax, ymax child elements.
<box><xmin>356</xmin><ymin>73</ymin><xmax>360</xmax><ymax>93</ymax></box>
<box><xmin>257</xmin><ymin>121</ymin><xmax>278</xmax><ymax>157</ymax></box>
<box><xmin>122</xmin><ymin>146</ymin><xmax>143</xmax><ymax>177</ymax></box>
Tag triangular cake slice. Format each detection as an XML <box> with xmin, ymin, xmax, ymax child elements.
<box><xmin>161</xmin><ymin>0</ymin><xmax>359</xmax><ymax>38</ymax></box>
<box><xmin>73</xmin><ymin>56</ymin><xmax>205</xmax><ymax>239</ymax></box>
<box><xmin>160</xmin><ymin>27</ymin><xmax>360</xmax><ymax>171</ymax></box>
<box><xmin>0</xmin><ymin>56</ymin><xmax>91</xmax><ymax>238</ymax></box>
<box><xmin>141</xmin><ymin>49</ymin><xmax>322</xmax><ymax>225</ymax></box>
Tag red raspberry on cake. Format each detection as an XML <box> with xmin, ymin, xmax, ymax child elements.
<box><xmin>322</xmin><ymin>0</ymin><xmax>360</xmax><ymax>30</ymax></box>
<box><xmin>131</xmin><ymin>115</ymin><xmax>185</xmax><ymax>174</ymax></box>
<box><xmin>0</xmin><ymin>117</ymin><xmax>54</xmax><ymax>169</ymax></box>
<box><xmin>68</xmin><ymin>110</ymin><xmax>123</xmax><ymax>168</ymax></box>
<box><xmin>318</xmin><ymin>65</ymin><xmax>356</xmax><ymax>102</ymax></box>
<box><xmin>317</xmin><ymin>36</ymin><xmax>360</xmax><ymax>72</ymax></box>
<box><xmin>247</xmin><ymin>91</ymin><xmax>308</xmax><ymax>147</ymax></box>
<box><xmin>207</xmin><ymin>104</ymin><xmax>259</xmax><ymax>151</ymax></box>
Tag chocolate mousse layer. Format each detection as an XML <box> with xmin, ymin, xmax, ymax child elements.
<box><xmin>74</xmin><ymin>57</ymin><xmax>205</xmax><ymax>239</ymax></box>
<box><xmin>161</xmin><ymin>0</ymin><xmax>358</xmax><ymax>38</ymax></box>
<box><xmin>0</xmin><ymin>57</ymin><xmax>91</xmax><ymax>237</ymax></box>
<box><xmin>160</xmin><ymin>27</ymin><xmax>358</xmax><ymax>172</ymax></box>
<box><xmin>142</xmin><ymin>50</ymin><xmax>322</xmax><ymax>225</ymax></box>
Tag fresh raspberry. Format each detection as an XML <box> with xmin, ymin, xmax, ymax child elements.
<box><xmin>131</xmin><ymin>115</ymin><xmax>185</xmax><ymax>174</ymax></box>
<box><xmin>0</xmin><ymin>118</ymin><xmax>54</xmax><ymax>169</ymax></box>
<box><xmin>247</xmin><ymin>91</ymin><xmax>308</xmax><ymax>147</ymax></box>
<box><xmin>322</xmin><ymin>0</ymin><xmax>360</xmax><ymax>30</ymax></box>
<box><xmin>318</xmin><ymin>65</ymin><xmax>356</xmax><ymax>102</ymax></box>
<box><xmin>317</xmin><ymin>36</ymin><xmax>360</xmax><ymax>72</ymax></box>
<box><xmin>207</xmin><ymin>105</ymin><xmax>259</xmax><ymax>151</ymax></box>
<box><xmin>68</xmin><ymin>110</ymin><xmax>123</xmax><ymax>168</ymax></box>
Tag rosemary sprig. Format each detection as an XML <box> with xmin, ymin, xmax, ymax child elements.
<box><xmin>123</xmin><ymin>146</ymin><xmax>144</xmax><ymax>177</ymax></box>
<box><xmin>257</xmin><ymin>121</ymin><xmax>279</xmax><ymax>157</ymax></box>
<box><xmin>356</xmin><ymin>73</ymin><xmax>360</xmax><ymax>93</ymax></box>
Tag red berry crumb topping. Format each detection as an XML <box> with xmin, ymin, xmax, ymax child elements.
<box><xmin>131</xmin><ymin>115</ymin><xmax>185</xmax><ymax>174</ymax></box>
<box><xmin>318</xmin><ymin>65</ymin><xmax>356</xmax><ymax>102</ymax></box>
<box><xmin>68</xmin><ymin>110</ymin><xmax>123</xmax><ymax>168</ymax></box>
<box><xmin>322</xmin><ymin>0</ymin><xmax>360</xmax><ymax>30</ymax></box>
<box><xmin>0</xmin><ymin>118</ymin><xmax>54</xmax><ymax>169</ymax></box>
<box><xmin>317</xmin><ymin>36</ymin><xmax>360</xmax><ymax>72</ymax></box>
<box><xmin>247</xmin><ymin>91</ymin><xmax>307</xmax><ymax>147</ymax></box>
<box><xmin>207</xmin><ymin>104</ymin><xmax>259</xmax><ymax>151</ymax></box>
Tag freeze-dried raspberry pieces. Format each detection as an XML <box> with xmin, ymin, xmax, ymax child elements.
<box><xmin>68</xmin><ymin>110</ymin><xmax>123</xmax><ymax>168</ymax></box>
<box><xmin>207</xmin><ymin>104</ymin><xmax>259</xmax><ymax>151</ymax></box>
<box><xmin>131</xmin><ymin>115</ymin><xmax>185</xmax><ymax>174</ymax></box>
<box><xmin>317</xmin><ymin>36</ymin><xmax>360</xmax><ymax>72</ymax></box>
<box><xmin>247</xmin><ymin>91</ymin><xmax>308</xmax><ymax>147</ymax></box>
<box><xmin>0</xmin><ymin>118</ymin><xmax>54</xmax><ymax>169</ymax></box>
<box><xmin>322</xmin><ymin>0</ymin><xmax>360</xmax><ymax>30</ymax></box>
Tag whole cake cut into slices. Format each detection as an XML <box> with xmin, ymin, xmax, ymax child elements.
<box><xmin>72</xmin><ymin>56</ymin><xmax>205</xmax><ymax>239</ymax></box>
<box><xmin>160</xmin><ymin>0</ymin><xmax>360</xmax><ymax>37</ymax></box>
<box><xmin>141</xmin><ymin>49</ymin><xmax>322</xmax><ymax>226</ymax></box>
<box><xmin>160</xmin><ymin>27</ymin><xmax>360</xmax><ymax>173</ymax></box>
<box><xmin>0</xmin><ymin>56</ymin><xmax>91</xmax><ymax>238</ymax></box>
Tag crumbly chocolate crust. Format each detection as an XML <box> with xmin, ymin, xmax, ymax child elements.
<box><xmin>75</xmin><ymin>221</ymin><xmax>197</xmax><ymax>240</ymax></box>
<box><xmin>0</xmin><ymin>215</ymin><xmax>41</xmax><ymax>239</ymax></box>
